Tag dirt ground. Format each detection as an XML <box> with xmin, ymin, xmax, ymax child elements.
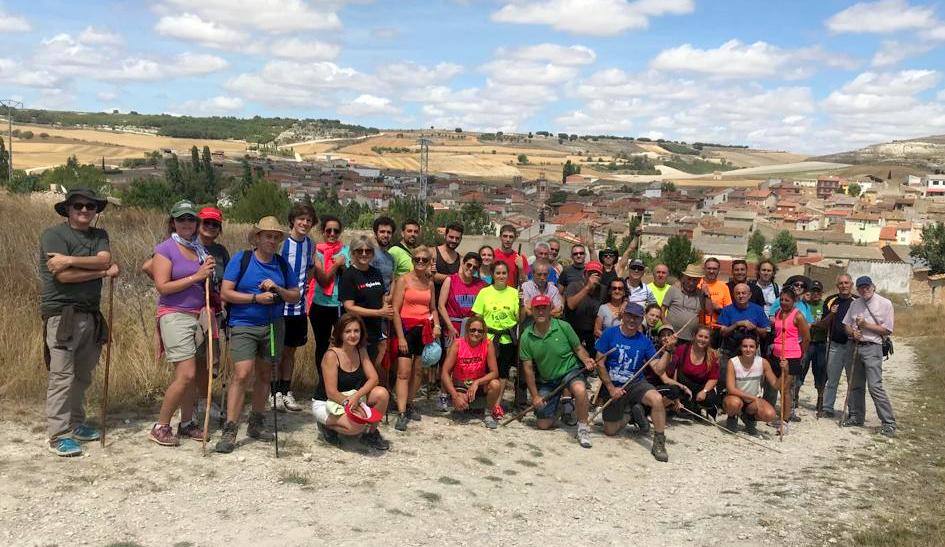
<box><xmin>0</xmin><ymin>342</ymin><xmax>917</xmax><ymax>546</ymax></box>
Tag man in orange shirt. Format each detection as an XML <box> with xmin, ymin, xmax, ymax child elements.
<box><xmin>699</xmin><ymin>257</ymin><xmax>732</xmax><ymax>327</ymax></box>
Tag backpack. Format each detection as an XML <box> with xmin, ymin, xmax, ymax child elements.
<box><xmin>224</xmin><ymin>250</ymin><xmax>293</xmax><ymax>317</ymax></box>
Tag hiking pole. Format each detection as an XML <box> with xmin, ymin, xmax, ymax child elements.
<box><xmin>676</xmin><ymin>405</ymin><xmax>782</xmax><ymax>454</ymax></box>
<box><xmin>820</xmin><ymin>316</ymin><xmax>833</xmax><ymax>419</ymax></box>
<box><xmin>269</xmin><ymin>322</ymin><xmax>279</xmax><ymax>458</ymax></box>
<box><xmin>201</xmin><ymin>279</ymin><xmax>214</xmax><ymax>456</ymax></box>
<box><xmin>778</xmin><ymin>315</ymin><xmax>787</xmax><ymax>441</ymax></box>
<box><xmin>501</xmin><ymin>347</ymin><xmax>617</xmax><ymax>427</ymax></box>
<box><xmin>100</xmin><ymin>277</ymin><xmax>115</xmax><ymax>449</ymax></box>
<box><xmin>838</xmin><ymin>343</ymin><xmax>859</xmax><ymax>428</ymax></box>
<box><xmin>589</xmin><ymin>314</ymin><xmax>698</xmax><ymax>423</ymax></box>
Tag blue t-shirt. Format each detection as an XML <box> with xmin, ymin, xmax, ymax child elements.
<box><xmin>717</xmin><ymin>302</ymin><xmax>771</xmax><ymax>330</ymax></box>
<box><xmin>768</xmin><ymin>299</ymin><xmax>814</xmax><ymax>323</ymax></box>
<box><xmin>224</xmin><ymin>250</ymin><xmax>299</xmax><ymax>327</ymax></box>
<box><xmin>594</xmin><ymin>326</ymin><xmax>656</xmax><ymax>384</ymax></box>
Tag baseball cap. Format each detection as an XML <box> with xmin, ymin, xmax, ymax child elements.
<box><xmin>623</xmin><ymin>302</ymin><xmax>645</xmax><ymax>317</ymax></box>
<box><xmin>658</xmin><ymin>324</ymin><xmax>676</xmax><ymax>334</ymax></box>
<box><xmin>170</xmin><ymin>200</ymin><xmax>198</xmax><ymax>218</ymax></box>
<box><xmin>856</xmin><ymin>276</ymin><xmax>873</xmax><ymax>288</ymax></box>
<box><xmin>531</xmin><ymin>294</ymin><xmax>553</xmax><ymax>308</ymax></box>
<box><xmin>198</xmin><ymin>207</ymin><xmax>223</xmax><ymax>223</ymax></box>
<box><xmin>810</xmin><ymin>280</ymin><xmax>824</xmax><ymax>292</ymax></box>
<box><xmin>629</xmin><ymin>258</ymin><xmax>645</xmax><ymax>269</ymax></box>
<box><xmin>585</xmin><ymin>261</ymin><xmax>604</xmax><ymax>275</ymax></box>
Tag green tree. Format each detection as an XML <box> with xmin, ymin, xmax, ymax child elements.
<box><xmin>661</xmin><ymin>181</ymin><xmax>676</xmax><ymax>193</ymax></box>
<box><xmin>121</xmin><ymin>178</ymin><xmax>178</xmax><ymax>211</ymax></box>
<box><xmin>770</xmin><ymin>230</ymin><xmax>797</xmax><ymax>263</ymax></box>
<box><xmin>847</xmin><ymin>182</ymin><xmax>861</xmax><ymax>197</ymax></box>
<box><xmin>547</xmin><ymin>190</ymin><xmax>568</xmax><ymax>207</ymax></box>
<box><xmin>605</xmin><ymin>229</ymin><xmax>617</xmax><ymax>250</ymax></box>
<box><xmin>0</xmin><ymin>137</ymin><xmax>8</xmax><ymax>183</ymax></box>
<box><xmin>7</xmin><ymin>169</ymin><xmax>42</xmax><ymax>193</ymax></box>
<box><xmin>517</xmin><ymin>153</ymin><xmax>529</xmax><ymax>165</ymax></box>
<box><xmin>911</xmin><ymin>222</ymin><xmax>945</xmax><ymax>275</ymax></box>
<box><xmin>747</xmin><ymin>231</ymin><xmax>766</xmax><ymax>258</ymax></box>
<box><xmin>228</xmin><ymin>180</ymin><xmax>290</xmax><ymax>223</ymax></box>
<box><xmin>40</xmin><ymin>156</ymin><xmax>107</xmax><ymax>193</ymax></box>
<box><xmin>562</xmin><ymin>159</ymin><xmax>581</xmax><ymax>182</ymax></box>
<box><xmin>657</xmin><ymin>235</ymin><xmax>701</xmax><ymax>278</ymax></box>
<box><xmin>190</xmin><ymin>146</ymin><xmax>201</xmax><ymax>172</ymax></box>
<box><xmin>165</xmin><ymin>155</ymin><xmax>184</xmax><ymax>195</ymax></box>
<box><xmin>201</xmin><ymin>146</ymin><xmax>216</xmax><ymax>199</ymax></box>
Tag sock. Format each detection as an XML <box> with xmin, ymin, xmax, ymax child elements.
<box><xmin>271</xmin><ymin>382</ymin><xmax>279</xmax><ymax>395</ymax></box>
<box><xmin>282</xmin><ymin>380</ymin><xmax>292</xmax><ymax>395</ymax></box>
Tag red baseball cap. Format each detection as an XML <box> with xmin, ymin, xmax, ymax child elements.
<box><xmin>345</xmin><ymin>400</ymin><xmax>383</xmax><ymax>425</ymax></box>
<box><xmin>531</xmin><ymin>294</ymin><xmax>553</xmax><ymax>308</ymax></box>
<box><xmin>198</xmin><ymin>207</ymin><xmax>223</xmax><ymax>223</ymax></box>
<box><xmin>585</xmin><ymin>261</ymin><xmax>604</xmax><ymax>275</ymax></box>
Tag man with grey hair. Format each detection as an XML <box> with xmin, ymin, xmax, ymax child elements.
<box><xmin>529</xmin><ymin>241</ymin><xmax>559</xmax><ymax>284</ymax></box>
<box><xmin>821</xmin><ymin>273</ymin><xmax>856</xmax><ymax>418</ymax></box>
<box><xmin>547</xmin><ymin>238</ymin><xmax>564</xmax><ymax>277</ymax></box>
<box><xmin>521</xmin><ymin>259</ymin><xmax>563</xmax><ymax>321</ymax></box>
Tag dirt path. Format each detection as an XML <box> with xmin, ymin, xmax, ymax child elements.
<box><xmin>0</xmin><ymin>342</ymin><xmax>918</xmax><ymax>546</ymax></box>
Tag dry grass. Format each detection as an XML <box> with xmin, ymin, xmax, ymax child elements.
<box><xmin>0</xmin><ymin>193</ymin><xmax>314</xmax><ymax>410</ymax></box>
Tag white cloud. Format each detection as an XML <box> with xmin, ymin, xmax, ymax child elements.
<box><xmin>99</xmin><ymin>53</ymin><xmax>228</xmax><ymax>82</ymax></box>
<box><xmin>78</xmin><ymin>26</ymin><xmax>123</xmax><ymax>46</ymax></box>
<box><xmin>826</xmin><ymin>0</ymin><xmax>936</xmax><ymax>34</ymax></box>
<box><xmin>554</xmin><ymin>110</ymin><xmax>632</xmax><ymax>133</ymax></box>
<box><xmin>96</xmin><ymin>90</ymin><xmax>118</xmax><ymax>102</ymax></box>
<box><xmin>496</xmin><ymin>43</ymin><xmax>597</xmax><ymax>65</ymax></box>
<box><xmin>226</xmin><ymin>60</ymin><xmax>373</xmax><ymax>107</ymax></box>
<box><xmin>482</xmin><ymin>58</ymin><xmax>580</xmax><ymax>86</ymax></box>
<box><xmin>0</xmin><ymin>9</ymin><xmax>30</xmax><ymax>32</ymax></box>
<box><xmin>155</xmin><ymin>13</ymin><xmax>248</xmax><ymax>49</ymax></box>
<box><xmin>176</xmin><ymin>95</ymin><xmax>245</xmax><ymax>115</ymax></box>
<box><xmin>159</xmin><ymin>0</ymin><xmax>343</xmax><ymax>33</ymax></box>
<box><xmin>338</xmin><ymin>94</ymin><xmax>399</xmax><ymax>117</ymax></box>
<box><xmin>650</xmin><ymin>39</ymin><xmax>854</xmax><ymax>79</ymax></box>
<box><xmin>36</xmin><ymin>33</ymin><xmax>110</xmax><ymax>69</ymax></box>
<box><xmin>377</xmin><ymin>62</ymin><xmax>463</xmax><ymax>87</ymax></box>
<box><xmin>492</xmin><ymin>0</ymin><xmax>693</xmax><ymax>36</ymax></box>
<box><xmin>0</xmin><ymin>58</ymin><xmax>62</xmax><ymax>88</ymax></box>
<box><xmin>270</xmin><ymin>37</ymin><xmax>341</xmax><ymax>60</ymax></box>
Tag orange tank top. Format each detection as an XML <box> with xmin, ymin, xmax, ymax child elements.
<box><xmin>401</xmin><ymin>285</ymin><xmax>431</xmax><ymax>320</ymax></box>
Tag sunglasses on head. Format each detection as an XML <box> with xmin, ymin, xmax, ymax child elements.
<box><xmin>71</xmin><ymin>202</ymin><xmax>97</xmax><ymax>211</ymax></box>
<box><xmin>324</xmin><ymin>227</ymin><xmax>340</xmax><ymax>234</ymax></box>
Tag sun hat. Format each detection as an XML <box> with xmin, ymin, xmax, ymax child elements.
<box><xmin>169</xmin><ymin>200</ymin><xmax>198</xmax><ymax>219</ymax></box>
<box><xmin>681</xmin><ymin>264</ymin><xmax>703</xmax><ymax>278</ymax></box>
<box><xmin>531</xmin><ymin>294</ymin><xmax>553</xmax><ymax>308</ymax></box>
<box><xmin>623</xmin><ymin>302</ymin><xmax>645</xmax><ymax>317</ymax></box>
<box><xmin>421</xmin><ymin>341</ymin><xmax>443</xmax><ymax>368</ymax></box>
<box><xmin>54</xmin><ymin>188</ymin><xmax>107</xmax><ymax>217</ymax></box>
<box><xmin>198</xmin><ymin>207</ymin><xmax>223</xmax><ymax>223</ymax></box>
<box><xmin>584</xmin><ymin>261</ymin><xmax>604</xmax><ymax>275</ymax></box>
<box><xmin>248</xmin><ymin>216</ymin><xmax>288</xmax><ymax>245</ymax></box>
<box><xmin>345</xmin><ymin>400</ymin><xmax>383</xmax><ymax>425</ymax></box>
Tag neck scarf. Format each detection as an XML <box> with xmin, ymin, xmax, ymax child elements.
<box><xmin>316</xmin><ymin>240</ymin><xmax>344</xmax><ymax>297</ymax></box>
<box><xmin>172</xmin><ymin>232</ymin><xmax>209</xmax><ymax>263</ymax></box>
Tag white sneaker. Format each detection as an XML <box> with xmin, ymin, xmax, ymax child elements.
<box><xmin>275</xmin><ymin>392</ymin><xmax>286</xmax><ymax>413</ymax></box>
<box><xmin>577</xmin><ymin>424</ymin><xmax>593</xmax><ymax>448</ymax></box>
<box><xmin>283</xmin><ymin>391</ymin><xmax>302</xmax><ymax>412</ymax></box>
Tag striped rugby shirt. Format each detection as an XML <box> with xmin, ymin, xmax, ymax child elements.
<box><xmin>280</xmin><ymin>235</ymin><xmax>313</xmax><ymax>316</ymax></box>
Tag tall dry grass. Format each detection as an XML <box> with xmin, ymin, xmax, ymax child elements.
<box><xmin>0</xmin><ymin>193</ymin><xmax>315</xmax><ymax>411</ymax></box>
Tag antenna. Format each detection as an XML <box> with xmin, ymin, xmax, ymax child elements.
<box><xmin>418</xmin><ymin>136</ymin><xmax>431</xmax><ymax>222</ymax></box>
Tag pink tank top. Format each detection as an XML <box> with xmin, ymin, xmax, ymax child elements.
<box><xmin>445</xmin><ymin>273</ymin><xmax>487</xmax><ymax>331</ymax></box>
<box><xmin>452</xmin><ymin>337</ymin><xmax>489</xmax><ymax>383</ymax></box>
<box><xmin>773</xmin><ymin>308</ymin><xmax>802</xmax><ymax>359</ymax></box>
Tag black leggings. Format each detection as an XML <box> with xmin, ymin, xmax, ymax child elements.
<box><xmin>677</xmin><ymin>374</ymin><xmax>720</xmax><ymax>411</ymax></box>
<box><xmin>309</xmin><ymin>304</ymin><xmax>341</xmax><ymax>373</ymax></box>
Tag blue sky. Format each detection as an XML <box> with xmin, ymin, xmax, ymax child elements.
<box><xmin>1</xmin><ymin>0</ymin><xmax>945</xmax><ymax>153</ymax></box>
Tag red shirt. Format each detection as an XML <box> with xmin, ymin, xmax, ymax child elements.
<box><xmin>673</xmin><ymin>344</ymin><xmax>720</xmax><ymax>384</ymax></box>
<box><xmin>493</xmin><ymin>248</ymin><xmax>529</xmax><ymax>288</ymax></box>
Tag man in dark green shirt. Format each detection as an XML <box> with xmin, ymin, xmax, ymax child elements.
<box><xmin>519</xmin><ymin>295</ymin><xmax>597</xmax><ymax>447</ymax></box>
<box><xmin>796</xmin><ymin>280</ymin><xmax>827</xmax><ymax>416</ymax></box>
<box><xmin>40</xmin><ymin>188</ymin><xmax>119</xmax><ymax>457</ymax></box>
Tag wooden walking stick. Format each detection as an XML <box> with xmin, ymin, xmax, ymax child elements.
<box><xmin>201</xmin><ymin>278</ymin><xmax>214</xmax><ymax>455</ymax></box>
<box><xmin>778</xmin><ymin>314</ymin><xmax>787</xmax><ymax>441</ymax></box>
<box><xmin>677</xmin><ymin>405</ymin><xmax>783</xmax><ymax>454</ymax></box>
<box><xmin>100</xmin><ymin>277</ymin><xmax>115</xmax><ymax>449</ymax></box>
<box><xmin>269</xmin><ymin>322</ymin><xmax>280</xmax><ymax>458</ymax></box>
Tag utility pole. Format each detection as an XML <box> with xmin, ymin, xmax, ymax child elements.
<box><xmin>0</xmin><ymin>99</ymin><xmax>22</xmax><ymax>182</ymax></box>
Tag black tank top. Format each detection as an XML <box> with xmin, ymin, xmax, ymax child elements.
<box><xmin>314</xmin><ymin>348</ymin><xmax>367</xmax><ymax>400</ymax></box>
<box><xmin>435</xmin><ymin>246</ymin><xmax>460</xmax><ymax>279</ymax></box>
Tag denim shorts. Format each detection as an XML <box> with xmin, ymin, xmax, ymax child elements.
<box><xmin>534</xmin><ymin>371</ymin><xmax>587</xmax><ymax>420</ymax></box>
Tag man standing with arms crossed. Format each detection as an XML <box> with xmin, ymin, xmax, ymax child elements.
<box><xmin>40</xmin><ymin>188</ymin><xmax>119</xmax><ymax>456</ymax></box>
<box><xmin>821</xmin><ymin>274</ymin><xmax>856</xmax><ymax>418</ymax></box>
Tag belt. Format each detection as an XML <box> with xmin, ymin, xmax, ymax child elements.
<box><xmin>855</xmin><ymin>341</ymin><xmax>880</xmax><ymax>346</ymax></box>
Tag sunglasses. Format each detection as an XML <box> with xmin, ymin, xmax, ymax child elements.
<box><xmin>324</xmin><ymin>227</ymin><xmax>340</xmax><ymax>234</ymax></box>
<box><xmin>412</xmin><ymin>256</ymin><xmax>431</xmax><ymax>264</ymax></box>
<box><xmin>202</xmin><ymin>221</ymin><xmax>221</xmax><ymax>228</ymax></box>
<box><xmin>630</xmin><ymin>266</ymin><xmax>645</xmax><ymax>272</ymax></box>
<box><xmin>464</xmin><ymin>262</ymin><xmax>479</xmax><ymax>269</ymax></box>
<box><xmin>354</xmin><ymin>249</ymin><xmax>374</xmax><ymax>256</ymax></box>
<box><xmin>572</xmin><ymin>251</ymin><xmax>585</xmax><ymax>256</ymax></box>
<box><xmin>467</xmin><ymin>327</ymin><xmax>484</xmax><ymax>334</ymax></box>
<box><xmin>176</xmin><ymin>215</ymin><xmax>198</xmax><ymax>222</ymax></box>
<box><xmin>610</xmin><ymin>286</ymin><xmax>626</xmax><ymax>291</ymax></box>
<box><xmin>71</xmin><ymin>202</ymin><xmax>97</xmax><ymax>211</ymax></box>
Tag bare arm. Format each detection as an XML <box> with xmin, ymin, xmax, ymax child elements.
<box><xmin>440</xmin><ymin>343</ymin><xmax>460</xmax><ymax>397</ymax></box>
<box><xmin>54</xmin><ymin>268</ymin><xmax>107</xmax><ymax>284</ymax></box>
<box><xmin>796</xmin><ymin>314</ymin><xmax>810</xmax><ymax>357</ymax></box>
<box><xmin>392</xmin><ymin>277</ymin><xmax>407</xmax><ymax>342</ymax></box>
<box><xmin>321</xmin><ymin>351</ymin><xmax>344</xmax><ymax>405</ymax></box>
<box><xmin>437</xmin><ymin>277</ymin><xmax>455</xmax><ymax>334</ymax></box>
<box><xmin>46</xmin><ymin>251</ymin><xmax>111</xmax><ymax>273</ymax></box>
<box><xmin>594</xmin><ymin>315</ymin><xmax>604</xmax><ymax>338</ymax></box>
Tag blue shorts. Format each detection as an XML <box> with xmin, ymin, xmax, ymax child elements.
<box><xmin>534</xmin><ymin>371</ymin><xmax>587</xmax><ymax>420</ymax></box>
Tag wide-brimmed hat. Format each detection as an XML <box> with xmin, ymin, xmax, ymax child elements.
<box><xmin>681</xmin><ymin>264</ymin><xmax>703</xmax><ymax>278</ymax></box>
<box><xmin>54</xmin><ymin>188</ymin><xmax>107</xmax><ymax>217</ymax></box>
<box><xmin>248</xmin><ymin>216</ymin><xmax>288</xmax><ymax>245</ymax></box>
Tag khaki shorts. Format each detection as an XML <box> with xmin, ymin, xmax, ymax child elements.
<box><xmin>159</xmin><ymin>312</ymin><xmax>205</xmax><ymax>363</ymax></box>
<box><xmin>229</xmin><ymin>320</ymin><xmax>285</xmax><ymax>364</ymax></box>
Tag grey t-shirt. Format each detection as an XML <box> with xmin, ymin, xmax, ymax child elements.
<box><xmin>597</xmin><ymin>303</ymin><xmax>621</xmax><ymax>330</ymax></box>
<box><xmin>39</xmin><ymin>222</ymin><xmax>110</xmax><ymax>316</ymax></box>
<box><xmin>663</xmin><ymin>285</ymin><xmax>703</xmax><ymax>342</ymax></box>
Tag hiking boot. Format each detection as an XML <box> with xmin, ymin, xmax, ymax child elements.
<box><xmin>317</xmin><ymin>422</ymin><xmax>340</xmax><ymax>446</ymax></box>
<box><xmin>437</xmin><ymin>392</ymin><xmax>450</xmax><ymax>412</ymax></box>
<box><xmin>651</xmin><ymin>432</ymin><xmax>668</xmax><ymax>462</ymax></box>
<box><xmin>395</xmin><ymin>413</ymin><xmax>409</xmax><ymax>432</ymax></box>
<box><xmin>880</xmin><ymin>424</ymin><xmax>897</xmax><ymax>438</ymax></box>
<box><xmin>148</xmin><ymin>423</ymin><xmax>179</xmax><ymax>447</ymax></box>
<box><xmin>273</xmin><ymin>392</ymin><xmax>286</xmax><ymax>413</ymax></box>
<box><xmin>283</xmin><ymin>392</ymin><xmax>303</xmax><ymax>412</ymax></box>
<box><xmin>483</xmin><ymin>415</ymin><xmax>498</xmax><ymax>430</ymax></box>
<box><xmin>744</xmin><ymin>418</ymin><xmax>759</xmax><ymax>436</ymax></box>
<box><xmin>631</xmin><ymin>404</ymin><xmax>650</xmax><ymax>433</ymax></box>
<box><xmin>789</xmin><ymin>411</ymin><xmax>802</xmax><ymax>423</ymax></box>
<box><xmin>706</xmin><ymin>406</ymin><xmax>718</xmax><ymax>421</ymax></box>
<box><xmin>72</xmin><ymin>424</ymin><xmax>101</xmax><ymax>442</ymax></box>
<box><xmin>767</xmin><ymin>418</ymin><xmax>782</xmax><ymax>429</ymax></box>
<box><xmin>841</xmin><ymin>417</ymin><xmax>864</xmax><ymax>428</ymax></box>
<box><xmin>247</xmin><ymin>412</ymin><xmax>274</xmax><ymax>441</ymax></box>
<box><xmin>215</xmin><ymin>421</ymin><xmax>238</xmax><ymax>453</ymax></box>
<box><xmin>49</xmin><ymin>437</ymin><xmax>82</xmax><ymax>457</ymax></box>
<box><xmin>815</xmin><ymin>389</ymin><xmax>824</xmax><ymax>418</ymax></box>
<box><xmin>725</xmin><ymin>416</ymin><xmax>739</xmax><ymax>432</ymax></box>
<box><xmin>360</xmin><ymin>428</ymin><xmax>390</xmax><ymax>451</ymax></box>
<box><xmin>577</xmin><ymin>424</ymin><xmax>593</xmax><ymax>448</ymax></box>
<box><xmin>821</xmin><ymin>409</ymin><xmax>836</xmax><ymax>419</ymax></box>
<box><xmin>177</xmin><ymin>421</ymin><xmax>206</xmax><ymax>442</ymax></box>
<box><xmin>406</xmin><ymin>405</ymin><xmax>422</xmax><ymax>422</ymax></box>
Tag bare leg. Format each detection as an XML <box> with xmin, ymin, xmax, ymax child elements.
<box><xmin>225</xmin><ymin>360</ymin><xmax>254</xmax><ymax>424</ymax></box>
<box><xmin>158</xmin><ymin>358</ymin><xmax>197</xmax><ymax>424</ymax></box>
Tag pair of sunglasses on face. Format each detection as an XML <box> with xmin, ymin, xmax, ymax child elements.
<box><xmin>412</xmin><ymin>256</ymin><xmax>431</xmax><ymax>264</ymax></box>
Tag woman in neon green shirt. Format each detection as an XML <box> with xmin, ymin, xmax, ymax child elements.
<box><xmin>471</xmin><ymin>261</ymin><xmax>520</xmax><ymax>419</ymax></box>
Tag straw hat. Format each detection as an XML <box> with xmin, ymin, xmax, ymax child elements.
<box><xmin>681</xmin><ymin>263</ymin><xmax>704</xmax><ymax>278</ymax></box>
<box><xmin>248</xmin><ymin>216</ymin><xmax>288</xmax><ymax>245</ymax></box>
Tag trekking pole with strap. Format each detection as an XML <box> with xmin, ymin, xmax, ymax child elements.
<box><xmin>100</xmin><ymin>277</ymin><xmax>115</xmax><ymax>449</ymax></box>
<box><xmin>217</xmin><ymin>325</ymin><xmax>229</xmax><ymax>428</ymax></box>
<box><xmin>589</xmin><ymin>315</ymin><xmax>697</xmax><ymax>423</ymax></box>
<box><xmin>201</xmin><ymin>278</ymin><xmax>214</xmax><ymax>456</ymax></box>
<box><xmin>269</xmin><ymin>322</ymin><xmax>280</xmax><ymax>458</ymax></box>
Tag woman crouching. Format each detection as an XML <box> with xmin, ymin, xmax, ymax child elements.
<box><xmin>313</xmin><ymin>313</ymin><xmax>390</xmax><ymax>450</ymax></box>
<box><xmin>723</xmin><ymin>336</ymin><xmax>779</xmax><ymax>435</ymax></box>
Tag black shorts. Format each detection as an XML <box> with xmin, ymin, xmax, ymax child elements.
<box><xmin>599</xmin><ymin>381</ymin><xmax>656</xmax><ymax>423</ymax></box>
<box><xmin>283</xmin><ymin>315</ymin><xmax>309</xmax><ymax>347</ymax></box>
<box><xmin>398</xmin><ymin>325</ymin><xmax>425</xmax><ymax>358</ymax></box>
<box><xmin>771</xmin><ymin>357</ymin><xmax>803</xmax><ymax>377</ymax></box>
<box><xmin>496</xmin><ymin>342</ymin><xmax>517</xmax><ymax>379</ymax></box>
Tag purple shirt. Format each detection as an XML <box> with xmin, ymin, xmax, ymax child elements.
<box><xmin>155</xmin><ymin>238</ymin><xmax>204</xmax><ymax>311</ymax></box>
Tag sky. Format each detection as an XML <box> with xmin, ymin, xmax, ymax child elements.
<box><xmin>1</xmin><ymin>0</ymin><xmax>945</xmax><ymax>154</ymax></box>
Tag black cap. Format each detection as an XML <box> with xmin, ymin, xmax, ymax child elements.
<box><xmin>54</xmin><ymin>188</ymin><xmax>108</xmax><ymax>217</ymax></box>
<box><xmin>811</xmin><ymin>280</ymin><xmax>824</xmax><ymax>291</ymax></box>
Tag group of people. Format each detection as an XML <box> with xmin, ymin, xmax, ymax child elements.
<box><xmin>38</xmin><ymin>187</ymin><xmax>898</xmax><ymax>462</ymax></box>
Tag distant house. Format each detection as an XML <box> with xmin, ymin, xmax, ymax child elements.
<box><xmin>924</xmin><ymin>174</ymin><xmax>945</xmax><ymax>197</ymax></box>
<box><xmin>817</xmin><ymin>176</ymin><xmax>842</xmax><ymax>199</ymax></box>
<box><xmin>644</xmin><ymin>182</ymin><xmax>662</xmax><ymax>199</ymax></box>
<box><xmin>745</xmin><ymin>189</ymin><xmax>776</xmax><ymax>210</ymax></box>
<box><xmin>564</xmin><ymin>174</ymin><xmax>596</xmax><ymax>186</ymax></box>
<box><xmin>843</xmin><ymin>212</ymin><xmax>883</xmax><ymax>244</ymax></box>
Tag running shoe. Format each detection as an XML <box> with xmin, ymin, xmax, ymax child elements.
<box><xmin>880</xmin><ymin>424</ymin><xmax>897</xmax><ymax>437</ymax></box>
<box><xmin>148</xmin><ymin>423</ymin><xmax>179</xmax><ymax>447</ymax></box>
<box><xmin>491</xmin><ymin>404</ymin><xmax>505</xmax><ymax>420</ymax></box>
<box><xmin>283</xmin><ymin>392</ymin><xmax>303</xmax><ymax>412</ymax></box>
<box><xmin>577</xmin><ymin>424</ymin><xmax>593</xmax><ymax>448</ymax></box>
<box><xmin>177</xmin><ymin>421</ymin><xmax>206</xmax><ymax>442</ymax></box>
<box><xmin>395</xmin><ymin>413</ymin><xmax>409</xmax><ymax>432</ymax></box>
<box><xmin>49</xmin><ymin>437</ymin><xmax>82</xmax><ymax>457</ymax></box>
<box><xmin>483</xmin><ymin>415</ymin><xmax>498</xmax><ymax>430</ymax></box>
<box><xmin>72</xmin><ymin>424</ymin><xmax>100</xmax><ymax>442</ymax></box>
<box><xmin>360</xmin><ymin>429</ymin><xmax>390</xmax><ymax>450</ymax></box>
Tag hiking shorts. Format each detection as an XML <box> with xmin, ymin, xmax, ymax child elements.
<box><xmin>397</xmin><ymin>325</ymin><xmax>425</xmax><ymax>358</ymax></box>
<box><xmin>598</xmin><ymin>380</ymin><xmax>656</xmax><ymax>423</ymax></box>
<box><xmin>771</xmin><ymin>356</ymin><xmax>803</xmax><ymax>377</ymax></box>
<box><xmin>229</xmin><ymin>320</ymin><xmax>285</xmax><ymax>364</ymax></box>
<box><xmin>534</xmin><ymin>372</ymin><xmax>588</xmax><ymax>420</ymax></box>
<box><xmin>283</xmin><ymin>315</ymin><xmax>309</xmax><ymax>348</ymax></box>
<box><xmin>159</xmin><ymin>312</ymin><xmax>204</xmax><ymax>363</ymax></box>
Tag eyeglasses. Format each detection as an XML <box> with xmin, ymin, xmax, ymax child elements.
<box><xmin>464</xmin><ymin>262</ymin><xmax>479</xmax><ymax>269</ymax></box>
<box><xmin>467</xmin><ymin>328</ymin><xmax>484</xmax><ymax>334</ymax></box>
<box><xmin>71</xmin><ymin>202</ymin><xmax>97</xmax><ymax>211</ymax></box>
<box><xmin>534</xmin><ymin>271</ymin><xmax>549</xmax><ymax>277</ymax></box>
<box><xmin>412</xmin><ymin>256</ymin><xmax>431</xmax><ymax>264</ymax></box>
<box><xmin>324</xmin><ymin>227</ymin><xmax>340</xmax><ymax>234</ymax></box>
<box><xmin>354</xmin><ymin>249</ymin><xmax>374</xmax><ymax>256</ymax></box>
<box><xmin>202</xmin><ymin>221</ymin><xmax>221</xmax><ymax>229</ymax></box>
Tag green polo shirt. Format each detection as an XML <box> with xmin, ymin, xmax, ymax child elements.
<box><xmin>388</xmin><ymin>245</ymin><xmax>413</xmax><ymax>277</ymax></box>
<box><xmin>519</xmin><ymin>318</ymin><xmax>581</xmax><ymax>382</ymax></box>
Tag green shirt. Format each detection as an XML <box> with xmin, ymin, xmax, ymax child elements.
<box><xmin>808</xmin><ymin>299</ymin><xmax>827</xmax><ymax>343</ymax></box>
<box><xmin>519</xmin><ymin>319</ymin><xmax>581</xmax><ymax>382</ymax></box>
<box><xmin>471</xmin><ymin>285</ymin><xmax>520</xmax><ymax>344</ymax></box>
<box><xmin>39</xmin><ymin>222</ymin><xmax>110</xmax><ymax>316</ymax></box>
<box><xmin>388</xmin><ymin>244</ymin><xmax>414</xmax><ymax>277</ymax></box>
<box><xmin>648</xmin><ymin>282</ymin><xmax>671</xmax><ymax>307</ymax></box>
